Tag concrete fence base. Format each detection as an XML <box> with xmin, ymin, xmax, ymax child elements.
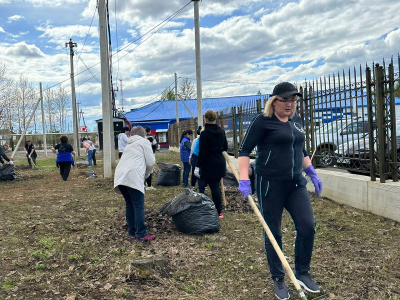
<box><xmin>307</xmin><ymin>169</ymin><xmax>400</xmax><ymax>222</ymax></box>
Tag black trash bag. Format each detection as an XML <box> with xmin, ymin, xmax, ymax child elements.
<box><xmin>0</xmin><ymin>164</ymin><xmax>16</xmax><ymax>181</ymax></box>
<box><xmin>156</xmin><ymin>163</ymin><xmax>181</xmax><ymax>186</ymax></box>
<box><xmin>160</xmin><ymin>188</ymin><xmax>220</xmax><ymax>235</ymax></box>
<box><xmin>223</xmin><ymin>171</ymin><xmax>238</xmax><ymax>187</ymax></box>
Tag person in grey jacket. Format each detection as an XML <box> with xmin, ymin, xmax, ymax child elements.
<box><xmin>114</xmin><ymin>126</ymin><xmax>155</xmax><ymax>242</ymax></box>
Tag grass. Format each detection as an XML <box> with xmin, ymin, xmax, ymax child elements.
<box><xmin>0</xmin><ymin>150</ymin><xmax>399</xmax><ymax>299</ymax></box>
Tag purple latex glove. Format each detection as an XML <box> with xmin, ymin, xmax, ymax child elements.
<box><xmin>238</xmin><ymin>180</ymin><xmax>252</xmax><ymax>200</ymax></box>
<box><xmin>304</xmin><ymin>165</ymin><xmax>323</xmax><ymax>196</ymax></box>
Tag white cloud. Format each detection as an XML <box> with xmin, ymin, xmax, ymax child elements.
<box><xmin>36</xmin><ymin>24</ymin><xmax>99</xmax><ymax>45</ymax></box>
<box><xmin>0</xmin><ymin>27</ymin><xmax>6</xmax><ymax>33</ymax></box>
<box><xmin>7</xmin><ymin>15</ymin><xmax>25</xmax><ymax>23</ymax></box>
<box><xmin>4</xmin><ymin>41</ymin><xmax>45</xmax><ymax>58</ymax></box>
<box><xmin>26</xmin><ymin>0</ymin><xmax>85</xmax><ymax>7</ymax></box>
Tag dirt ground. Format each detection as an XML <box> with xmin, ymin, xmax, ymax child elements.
<box><xmin>0</xmin><ymin>150</ymin><xmax>399</xmax><ymax>300</ymax></box>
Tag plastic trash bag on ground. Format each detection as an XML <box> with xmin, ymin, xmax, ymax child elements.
<box><xmin>0</xmin><ymin>164</ymin><xmax>16</xmax><ymax>181</ymax></box>
<box><xmin>160</xmin><ymin>188</ymin><xmax>220</xmax><ymax>235</ymax></box>
<box><xmin>156</xmin><ymin>163</ymin><xmax>181</xmax><ymax>186</ymax></box>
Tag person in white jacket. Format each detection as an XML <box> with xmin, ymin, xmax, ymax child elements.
<box><xmin>114</xmin><ymin>126</ymin><xmax>156</xmax><ymax>242</ymax></box>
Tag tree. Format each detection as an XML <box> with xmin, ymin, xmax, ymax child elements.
<box><xmin>161</xmin><ymin>86</ymin><xmax>175</xmax><ymax>100</ymax></box>
<box><xmin>15</xmin><ymin>75</ymin><xmax>36</xmax><ymax>134</ymax></box>
<box><xmin>178</xmin><ymin>78</ymin><xmax>196</xmax><ymax>100</ymax></box>
<box><xmin>44</xmin><ymin>86</ymin><xmax>56</xmax><ymax>133</ymax></box>
<box><xmin>0</xmin><ymin>63</ymin><xmax>11</xmax><ymax>130</ymax></box>
<box><xmin>54</xmin><ymin>86</ymin><xmax>70</xmax><ymax>132</ymax></box>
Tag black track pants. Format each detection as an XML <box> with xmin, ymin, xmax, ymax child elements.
<box><xmin>59</xmin><ymin>162</ymin><xmax>72</xmax><ymax>181</ymax></box>
<box><xmin>256</xmin><ymin>175</ymin><xmax>316</xmax><ymax>279</ymax></box>
<box><xmin>205</xmin><ymin>178</ymin><xmax>223</xmax><ymax>215</ymax></box>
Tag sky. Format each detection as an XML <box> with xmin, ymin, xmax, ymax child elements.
<box><xmin>1</xmin><ymin>0</ymin><xmax>400</xmax><ymax>132</ymax></box>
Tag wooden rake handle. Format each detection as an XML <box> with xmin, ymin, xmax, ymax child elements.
<box><xmin>222</xmin><ymin>151</ymin><xmax>307</xmax><ymax>300</ymax></box>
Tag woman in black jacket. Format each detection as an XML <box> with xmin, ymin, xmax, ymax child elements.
<box><xmin>196</xmin><ymin>110</ymin><xmax>228</xmax><ymax>218</ymax></box>
<box><xmin>238</xmin><ymin>82</ymin><xmax>322</xmax><ymax>299</ymax></box>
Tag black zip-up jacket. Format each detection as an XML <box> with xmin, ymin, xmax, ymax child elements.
<box><xmin>197</xmin><ymin>123</ymin><xmax>228</xmax><ymax>180</ymax></box>
<box><xmin>239</xmin><ymin>113</ymin><xmax>308</xmax><ymax>180</ymax></box>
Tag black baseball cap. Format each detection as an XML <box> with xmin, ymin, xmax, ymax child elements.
<box><xmin>270</xmin><ymin>82</ymin><xmax>302</xmax><ymax>98</ymax></box>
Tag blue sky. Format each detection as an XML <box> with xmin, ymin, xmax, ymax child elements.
<box><xmin>1</xmin><ymin>0</ymin><xmax>400</xmax><ymax>131</ymax></box>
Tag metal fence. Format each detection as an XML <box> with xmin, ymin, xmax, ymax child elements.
<box><xmin>168</xmin><ymin>56</ymin><xmax>399</xmax><ymax>183</ymax></box>
<box><xmin>301</xmin><ymin>57</ymin><xmax>399</xmax><ymax>183</ymax></box>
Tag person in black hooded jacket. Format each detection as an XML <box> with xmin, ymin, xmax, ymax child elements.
<box><xmin>196</xmin><ymin>109</ymin><xmax>228</xmax><ymax>219</ymax></box>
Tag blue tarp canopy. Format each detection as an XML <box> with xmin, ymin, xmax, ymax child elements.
<box><xmin>124</xmin><ymin>95</ymin><xmax>268</xmax><ymax>124</ymax></box>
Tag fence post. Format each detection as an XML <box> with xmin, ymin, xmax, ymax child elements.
<box><xmin>375</xmin><ymin>64</ymin><xmax>387</xmax><ymax>183</ymax></box>
<box><xmin>238</xmin><ymin>105</ymin><xmax>243</xmax><ymax>147</ymax></box>
<box><xmin>232</xmin><ymin>106</ymin><xmax>238</xmax><ymax>158</ymax></box>
<box><xmin>366</xmin><ymin>66</ymin><xmax>377</xmax><ymax>181</ymax></box>
<box><xmin>256</xmin><ymin>99</ymin><xmax>262</xmax><ymax>113</ymax></box>
<box><xmin>308</xmin><ymin>85</ymin><xmax>315</xmax><ymax>161</ymax></box>
<box><xmin>388</xmin><ymin>62</ymin><xmax>398</xmax><ymax>182</ymax></box>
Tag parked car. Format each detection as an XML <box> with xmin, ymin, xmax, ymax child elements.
<box><xmin>337</xmin><ymin>121</ymin><xmax>400</xmax><ymax>175</ymax></box>
<box><xmin>314</xmin><ymin>118</ymin><xmax>373</xmax><ymax>166</ymax></box>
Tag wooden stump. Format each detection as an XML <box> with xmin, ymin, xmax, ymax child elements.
<box><xmin>129</xmin><ymin>255</ymin><xmax>171</xmax><ymax>280</ymax></box>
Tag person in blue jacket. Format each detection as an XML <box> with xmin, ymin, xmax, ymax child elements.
<box><xmin>180</xmin><ymin>129</ymin><xmax>193</xmax><ymax>187</ymax></box>
<box><xmin>189</xmin><ymin>126</ymin><xmax>206</xmax><ymax>193</ymax></box>
<box><xmin>238</xmin><ymin>82</ymin><xmax>323</xmax><ymax>299</ymax></box>
<box><xmin>51</xmin><ymin>135</ymin><xmax>76</xmax><ymax>181</ymax></box>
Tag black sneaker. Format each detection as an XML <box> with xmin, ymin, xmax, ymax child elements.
<box><xmin>296</xmin><ymin>273</ymin><xmax>320</xmax><ymax>293</ymax></box>
<box><xmin>273</xmin><ymin>278</ymin><xmax>290</xmax><ymax>300</ymax></box>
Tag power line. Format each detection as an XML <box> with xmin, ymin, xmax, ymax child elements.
<box><xmin>74</xmin><ymin>2</ymin><xmax>99</xmax><ymax>108</ymax></box>
<box><xmin>77</xmin><ymin>56</ymin><xmax>101</xmax><ymax>83</ymax></box>
<box><xmin>113</xmin><ymin>1</ymin><xmax>192</xmax><ymax>64</ymax></box>
<box><xmin>135</xmin><ymin>79</ymin><xmax>177</xmax><ymax>109</ymax></box>
<box><xmin>0</xmin><ymin>2</ymin><xmax>193</xmax><ymax>111</ymax></box>
<box><xmin>75</xmin><ymin>3</ymin><xmax>98</xmax><ymax>70</ymax></box>
<box><xmin>132</xmin><ymin>77</ymin><xmax>188</xmax><ymax>120</ymax></box>
<box><xmin>178</xmin><ymin>76</ymin><xmax>268</xmax><ymax>85</ymax></box>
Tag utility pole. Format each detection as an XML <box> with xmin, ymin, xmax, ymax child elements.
<box><xmin>98</xmin><ymin>0</ymin><xmax>115</xmax><ymax>177</ymax></box>
<box><xmin>65</xmin><ymin>39</ymin><xmax>80</xmax><ymax>156</ymax></box>
<box><xmin>119</xmin><ymin>79</ymin><xmax>124</xmax><ymax>112</ymax></box>
<box><xmin>193</xmin><ymin>0</ymin><xmax>203</xmax><ymax>127</ymax></box>
<box><xmin>175</xmin><ymin>72</ymin><xmax>179</xmax><ymax>145</ymax></box>
<box><xmin>77</xmin><ymin>101</ymin><xmax>81</xmax><ymax>126</ymax></box>
<box><xmin>39</xmin><ymin>82</ymin><xmax>48</xmax><ymax>156</ymax></box>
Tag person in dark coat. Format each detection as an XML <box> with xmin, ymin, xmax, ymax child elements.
<box><xmin>238</xmin><ymin>82</ymin><xmax>322</xmax><ymax>299</ymax></box>
<box><xmin>0</xmin><ymin>144</ymin><xmax>12</xmax><ymax>165</ymax></box>
<box><xmin>51</xmin><ymin>135</ymin><xmax>76</xmax><ymax>181</ymax></box>
<box><xmin>196</xmin><ymin>110</ymin><xmax>228</xmax><ymax>218</ymax></box>
<box><xmin>25</xmin><ymin>140</ymin><xmax>37</xmax><ymax>168</ymax></box>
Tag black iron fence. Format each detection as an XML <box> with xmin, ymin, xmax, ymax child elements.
<box><xmin>169</xmin><ymin>56</ymin><xmax>399</xmax><ymax>183</ymax></box>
